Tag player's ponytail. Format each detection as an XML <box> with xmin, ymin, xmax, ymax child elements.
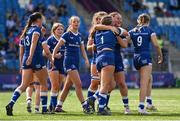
<box><xmin>137</xmin><ymin>13</ymin><xmax>150</xmax><ymax>26</ymax></box>
<box><xmin>20</xmin><ymin>12</ymin><xmax>42</xmax><ymax>40</ymax></box>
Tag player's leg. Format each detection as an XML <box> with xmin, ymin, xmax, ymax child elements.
<box><xmin>68</xmin><ymin>70</ymin><xmax>90</xmax><ymax>113</ymax></box>
<box><xmin>26</xmin><ymin>85</ymin><xmax>34</xmax><ymax>113</ymax></box>
<box><xmin>35</xmin><ymin>68</ymin><xmax>48</xmax><ymax>113</ymax></box>
<box><xmin>87</xmin><ymin>64</ymin><xmax>100</xmax><ymax>97</ymax></box>
<box><xmin>138</xmin><ymin>65</ymin><xmax>152</xmax><ymax>114</ymax></box>
<box><xmin>33</xmin><ymin>76</ymin><xmax>40</xmax><ymax>114</ymax></box>
<box><xmin>34</xmin><ymin>84</ymin><xmax>40</xmax><ymax>113</ymax></box>
<box><xmin>98</xmin><ymin>65</ymin><xmax>115</xmax><ymax>115</ymax></box>
<box><xmin>6</xmin><ymin>69</ymin><xmax>33</xmax><ymax>116</ymax></box>
<box><xmin>114</xmin><ymin>71</ymin><xmax>130</xmax><ymax>114</ymax></box>
<box><xmin>105</xmin><ymin>77</ymin><xmax>116</xmax><ymax>112</ymax></box>
<box><xmin>55</xmin><ymin>75</ymin><xmax>72</xmax><ymax>112</ymax></box>
<box><xmin>49</xmin><ymin>71</ymin><xmax>60</xmax><ymax>112</ymax></box>
<box><xmin>146</xmin><ymin>75</ymin><xmax>157</xmax><ymax>111</ymax></box>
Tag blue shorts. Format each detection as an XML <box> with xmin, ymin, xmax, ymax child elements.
<box><xmin>133</xmin><ymin>53</ymin><xmax>152</xmax><ymax>70</ymax></box>
<box><xmin>96</xmin><ymin>50</ymin><xmax>115</xmax><ymax>72</ymax></box>
<box><xmin>22</xmin><ymin>55</ymin><xmax>46</xmax><ymax>71</ymax></box>
<box><xmin>91</xmin><ymin>53</ymin><xmax>97</xmax><ymax>65</ymax></box>
<box><xmin>47</xmin><ymin>56</ymin><xmax>65</xmax><ymax>75</ymax></box>
<box><xmin>63</xmin><ymin>56</ymin><xmax>79</xmax><ymax>73</ymax></box>
<box><xmin>115</xmin><ymin>53</ymin><xmax>124</xmax><ymax>73</ymax></box>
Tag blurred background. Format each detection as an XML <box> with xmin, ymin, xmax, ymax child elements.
<box><xmin>0</xmin><ymin>0</ymin><xmax>180</xmax><ymax>90</ymax></box>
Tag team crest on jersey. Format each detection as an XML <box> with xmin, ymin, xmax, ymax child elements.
<box><xmin>70</xmin><ymin>36</ymin><xmax>74</xmax><ymax>39</ymax></box>
<box><xmin>36</xmin><ymin>64</ymin><xmax>41</xmax><ymax>68</ymax></box>
<box><xmin>102</xmin><ymin>62</ymin><xmax>108</xmax><ymax>66</ymax></box>
<box><xmin>142</xmin><ymin>59</ymin><xmax>147</xmax><ymax>64</ymax></box>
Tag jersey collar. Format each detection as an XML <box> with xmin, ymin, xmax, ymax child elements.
<box><xmin>70</xmin><ymin>30</ymin><xmax>79</xmax><ymax>36</ymax></box>
<box><xmin>52</xmin><ymin>34</ymin><xmax>60</xmax><ymax>41</ymax></box>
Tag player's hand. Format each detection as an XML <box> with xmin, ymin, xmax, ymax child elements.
<box><xmin>26</xmin><ymin>56</ymin><xmax>33</xmax><ymax>65</ymax></box>
<box><xmin>157</xmin><ymin>55</ymin><xmax>163</xmax><ymax>64</ymax></box>
<box><xmin>85</xmin><ymin>59</ymin><xmax>90</xmax><ymax>68</ymax></box>
<box><xmin>55</xmin><ymin>53</ymin><xmax>62</xmax><ymax>59</ymax></box>
<box><xmin>111</xmin><ymin>27</ymin><xmax>119</xmax><ymax>35</ymax></box>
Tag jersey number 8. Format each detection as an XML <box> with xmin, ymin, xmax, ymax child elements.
<box><xmin>137</xmin><ymin>36</ymin><xmax>142</xmax><ymax>46</ymax></box>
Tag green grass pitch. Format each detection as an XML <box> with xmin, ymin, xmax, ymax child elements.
<box><xmin>1</xmin><ymin>89</ymin><xmax>180</xmax><ymax>121</ymax></box>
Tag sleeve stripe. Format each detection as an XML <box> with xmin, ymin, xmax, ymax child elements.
<box><xmin>61</xmin><ymin>38</ymin><xmax>66</xmax><ymax>43</ymax></box>
<box><xmin>42</xmin><ymin>41</ymin><xmax>47</xmax><ymax>45</ymax></box>
<box><xmin>19</xmin><ymin>44</ymin><xmax>23</xmax><ymax>47</ymax></box>
<box><xmin>151</xmin><ymin>32</ymin><xmax>156</xmax><ymax>36</ymax></box>
<box><xmin>33</xmin><ymin>31</ymin><xmax>40</xmax><ymax>36</ymax></box>
<box><xmin>81</xmin><ymin>41</ymin><xmax>84</xmax><ymax>44</ymax></box>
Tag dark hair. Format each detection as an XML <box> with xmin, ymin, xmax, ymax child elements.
<box><xmin>101</xmin><ymin>15</ymin><xmax>112</xmax><ymax>25</ymax></box>
<box><xmin>20</xmin><ymin>12</ymin><xmax>42</xmax><ymax>39</ymax></box>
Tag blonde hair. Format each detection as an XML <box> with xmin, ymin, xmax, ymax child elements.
<box><xmin>91</xmin><ymin>11</ymin><xmax>108</xmax><ymax>25</ymax></box>
<box><xmin>67</xmin><ymin>16</ymin><xmax>80</xmax><ymax>32</ymax></box>
<box><xmin>109</xmin><ymin>12</ymin><xmax>121</xmax><ymax>18</ymax></box>
<box><xmin>137</xmin><ymin>13</ymin><xmax>150</xmax><ymax>25</ymax></box>
<box><xmin>51</xmin><ymin>23</ymin><xmax>64</xmax><ymax>35</ymax></box>
<box><xmin>68</xmin><ymin>16</ymin><xmax>80</xmax><ymax>25</ymax></box>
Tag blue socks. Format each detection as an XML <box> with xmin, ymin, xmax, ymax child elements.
<box><xmin>106</xmin><ymin>93</ymin><xmax>110</xmax><ymax>107</ymax></box>
<box><xmin>98</xmin><ymin>93</ymin><xmax>107</xmax><ymax>112</ymax></box>
<box><xmin>146</xmin><ymin>96</ymin><xmax>152</xmax><ymax>105</ymax></box>
<box><xmin>87</xmin><ymin>88</ymin><xmax>95</xmax><ymax>98</ymax></box>
<box><xmin>122</xmin><ymin>96</ymin><xmax>129</xmax><ymax>107</ymax></box>
<box><xmin>40</xmin><ymin>92</ymin><xmax>48</xmax><ymax>112</ymax></box>
<box><xmin>139</xmin><ymin>102</ymin><xmax>145</xmax><ymax>110</ymax></box>
<box><xmin>90</xmin><ymin>91</ymin><xmax>99</xmax><ymax>102</ymax></box>
<box><xmin>50</xmin><ymin>92</ymin><xmax>58</xmax><ymax>108</ymax></box>
<box><xmin>9</xmin><ymin>88</ymin><xmax>22</xmax><ymax>107</ymax></box>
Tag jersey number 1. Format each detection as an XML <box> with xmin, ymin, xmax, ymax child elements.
<box><xmin>101</xmin><ymin>36</ymin><xmax>104</xmax><ymax>44</ymax></box>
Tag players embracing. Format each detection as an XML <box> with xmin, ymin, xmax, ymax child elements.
<box><xmin>5</xmin><ymin>11</ymin><xmax>162</xmax><ymax>116</ymax></box>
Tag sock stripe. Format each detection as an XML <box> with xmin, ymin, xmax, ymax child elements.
<box><xmin>99</xmin><ymin>93</ymin><xmax>107</xmax><ymax>99</ymax></box>
<box><xmin>15</xmin><ymin>88</ymin><xmax>22</xmax><ymax>94</ymax></box>
<box><xmin>40</xmin><ymin>92</ymin><xmax>48</xmax><ymax>96</ymax></box>
<box><xmin>99</xmin><ymin>104</ymin><xmax>106</xmax><ymax>108</ymax></box>
<box><xmin>10</xmin><ymin>99</ymin><xmax>15</xmax><ymax>103</ymax></box>
<box><xmin>42</xmin><ymin>105</ymin><xmax>47</xmax><ymax>107</ymax></box>
<box><xmin>88</xmin><ymin>88</ymin><xmax>96</xmax><ymax>93</ymax></box>
<box><xmin>50</xmin><ymin>92</ymin><xmax>58</xmax><ymax>96</ymax></box>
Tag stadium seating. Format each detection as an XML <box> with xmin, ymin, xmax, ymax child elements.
<box><xmin>123</xmin><ymin>0</ymin><xmax>180</xmax><ymax>49</ymax></box>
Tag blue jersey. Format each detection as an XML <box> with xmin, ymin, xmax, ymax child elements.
<box><xmin>94</xmin><ymin>30</ymin><xmax>117</xmax><ymax>71</ymax></box>
<box><xmin>94</xmin><ymin>30</ymin><xmax>117</xmax><ymax>53</ymax></box>
<box><xmin>61</xmin><ymin>31</ymin><xmax>83</xmax><ymax>57</ymax></box>
<box><xmin>46</xmin><ymin>35</ymin><xmax>65</xmax><ymax>74</ymax></box>
<box><xmin>114</xmin><ymin>35</ymin><xmax>126</xmax><ymax>72</ymax></box>
<box><xmin>129</xmin><ymin>26</ymin><xmax>155</xmax><ymax>70</ymax></box>
<box><xmin>129</xmin><ymin>26</ymin><xmax>155</xmax><ymax>54</ymax></box>
<box><xmin>23</xmin><ymin>25</ymin><xmax>43</xmax><ymax>56</ymax></box>
<box><xmin>61</xmin><ymin>31</ymin><xmax>83</xmax><ymax>72</ymax></box>
<box><xmin>46</xmin><ymin>35</ymin><xmax>65</xmax><ymax>54</ymax></box>
<box><xmin>21</xmin><ymin>25</ymin><xmax>46</xmax><ymax>70</ymax></box>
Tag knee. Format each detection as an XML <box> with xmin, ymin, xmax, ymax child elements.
<box><xmin>90</xmin><ymin>81</ymin><xmax>99</xmax><ymax>90</ymax></box>
<box><xmin>75</xmin><ymin>81</ymin><xmax>82</xmax><ymax>89</ymax></box>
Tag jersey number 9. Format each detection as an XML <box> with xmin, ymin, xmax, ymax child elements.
<box><xmin>137</xmin><ymin>36</ymin><xmax>142</xmax><ymax>46</ymax></box>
